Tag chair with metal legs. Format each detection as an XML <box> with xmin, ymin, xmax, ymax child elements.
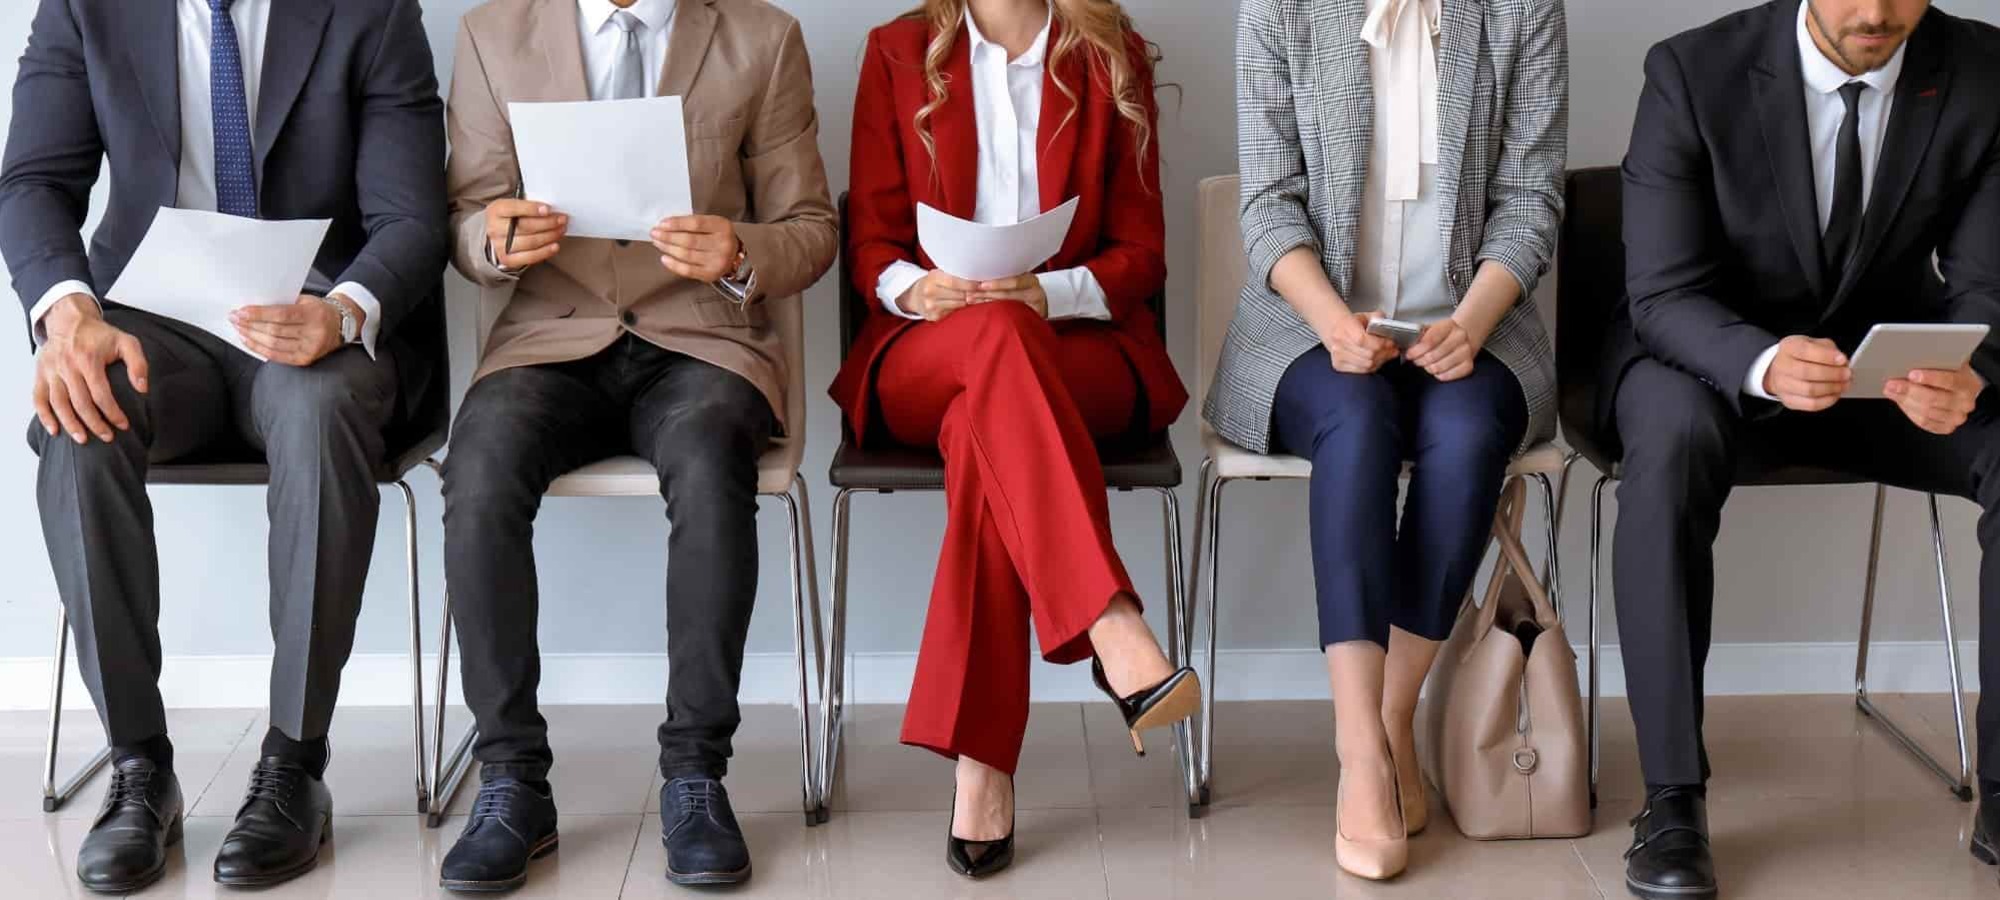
<box><xmin>813</xmin><ymin>195</ymin><xmax>1191</xmax><ymax>824</ymax></box>
<box><xmin>40</xmin><ymin>293</ymin><xmax>453</xmax><ymax>816</ymax></box>
<box><xmin>1557</xmin><ymin>166</ymin><xmax>1973</xmax><ymax>806</ymax></box>
<box><xmin>1179</xmin><ymin>175</ymin><xmax>1570</xmax><ymax>818</ymax></box>
<box><xmin>422</xmin><ymin>287</ymin><xmax>827</xmax><ymax>828</ymax></box>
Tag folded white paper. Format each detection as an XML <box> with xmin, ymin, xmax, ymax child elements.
<box><xmin>916</xmin><ymin>197</ymin><xmax>1081</xmax><ymax>282</ymax></box>
<box><xmin>105</xmin><ymin>209</ymin><xmax>331</xmax><ymax>360</ymax></box>
<box><xmin>508</xmin><ymin>96</ymin><xmax>692</xmax><ymax>241</ymax></box>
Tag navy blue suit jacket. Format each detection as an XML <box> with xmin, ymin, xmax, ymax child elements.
<box><xmin>0</xmin><ymin>0</ymin><xmax>448</xmax><ymax>424</ymax></box>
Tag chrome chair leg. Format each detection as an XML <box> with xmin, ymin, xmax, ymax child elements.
<box><xmin>793</xmin><ymin>474</ymin><xmax>828</xmax><ymax>823</ymax></box>
<box><xmin>1856</xmin><ymin>488</ymin><xmax>1975</xmax><ymax>800</ymax></box>
<box><xmin>1184</xmin><ymin>465</ymin><xmax>1227</xmax><ymax>817</ymax></box>
<box><xmin>814</xmin><ymin>488</ymin><xmax>855</xmax><ymax>823</ymax></box>
<box><xmin>776</xmin><ymin>482</ymin><xmax>823</xmax><ymax>825</ymax></box>
<box><xmin>1154</xmin><ymin>485</ymin><xmax>1198</xmax><ymax>809</ymax></box>
<box><xmin>422</xmin><ymin>459</ymin><xmax>478</xmax><ymax>828</ymax></box>
<box><xmin>1530</xmin><ymin>472</ymin><xmax>1562</xmax><ymax>620</ymax></box>
<box><xmin>393</xmin><ymin>479</ymin><xmax>431</xmax><ymax>816</ymax></box>
<box><xmin>42</xmin><ymin>607</ymin><xmax>112</xmax><ymax>813</ymax></box>
<box><xmin>1587</xmin><ymin>473</ymin><xmax>1610</xmax><ymax>810</ymax></box>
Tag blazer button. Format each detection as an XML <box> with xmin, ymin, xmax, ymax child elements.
<box><xmin>620</xmin><ymin>311</ymin><xmax>637</xmax><ymax>327</ymax></box>
<box><xmin>616</xmin><ymin>240</ymin><xmax>631</xmax><ymax>247</ymax></box>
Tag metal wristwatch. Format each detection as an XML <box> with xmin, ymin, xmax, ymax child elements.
<box><xmin>316</xmin><ymin>294</ymin><xmax>360</xmax><ymax>344</ymax></box>
<box><xmin>712</xmin><ymin>239</ymin><xmax>758</xmax><ymax>305</ymax></box>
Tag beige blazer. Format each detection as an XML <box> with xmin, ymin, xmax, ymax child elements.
<box><xmin>445</xmin><ymin>0</ymin><xmax>837</xmax><ymax>433</ymax></box>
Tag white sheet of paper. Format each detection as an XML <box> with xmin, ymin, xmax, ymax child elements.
<box><xmin>508</xmin><ymin>96</ymin><xmax>692</xmax><ymax>241</ymax></box>
<box><xmin>916</xmin><ymin>197</ymin><xmax>1081</xmax><ymax>282</ymax></box>
<box><xmin>105</xmin><ymin>209</ymin><xmax>331</xmax><ymax>360</ymax></box>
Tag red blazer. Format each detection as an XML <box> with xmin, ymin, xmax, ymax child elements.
<box><xmin>827</xmin><ymin>16</ymin><xmax>1187</xmax><ymax>445</ymax></box>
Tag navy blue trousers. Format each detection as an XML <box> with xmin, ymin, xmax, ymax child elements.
<box><xmin>1271</xmin><ymin>346</ymin><xmax>1528</xmax><ymax>649</ymax></box>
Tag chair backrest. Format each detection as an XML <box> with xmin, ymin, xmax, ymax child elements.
<box><xmin>1195</xmin><ymin>175</ymin><xmax>1247</xmax><ymax>406</ymax></box>
<box><xmin>1555</xmin><ymin>166</ymin><xmax>1624</xmax><ymax>463</ymax></box>
<box><xmin>835</xmin><ymin>191</ymin><xmax>1169</xmax><ymax>357</ymax></box>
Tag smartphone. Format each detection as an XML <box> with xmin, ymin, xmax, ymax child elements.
<box><xmin>1366</xmin><ymin>317</ymin><xmax>1425</xmax><ymax>351</ymax></box>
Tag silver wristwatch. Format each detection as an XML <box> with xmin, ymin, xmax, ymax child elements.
<box><xmin>315</xmin><ymin>294</ymin><xmax>360</xmax><ymax>344</ymax></box>
<box><xmin>712</xmin><ymin>240</ymin><xmax>758</xmax><ymax>305</ymax></box>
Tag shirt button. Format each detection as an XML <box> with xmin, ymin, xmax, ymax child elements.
<box><xmin>620</xmin><ymin>311</ymin><xmax>637</xmax><ymax>327</ymax></box>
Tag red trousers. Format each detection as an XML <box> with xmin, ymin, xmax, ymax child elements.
<box><xmin>873</xmin><ymin>302</ymin><xmax>1140</xmax><ymax>773</ymax></box>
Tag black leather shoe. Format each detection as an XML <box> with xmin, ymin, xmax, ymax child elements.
<box><xmin>946</xmin><ymin>783</ymin><xmax>1014</xmax><ymax>878</ymax></box>
<box><xmin>1624</xmin><ymin>786</ymin><xmax>1717</xmax><ymax>899</ymax></box>
<box><xmin>212</xmin><ymin>757</ymin><xmax>332</xmax><ymax>886</ymax></box>
<box><xmin>660</xmin><ymin>776</ymin><xmax>751</xmax><ymax>885</ymax></box>
<box><xmin>1973</xmin><ymin>795</ymin><xmax>2000</xmax><ymax>865</ymax></box>
<box><xmin>1090</xmin><ymin>658</ymin><xmax>1201</xmax><ymax>756</ymax></box>
<box><xmin>76</xmin><ymin>758</ymin><xmax>183</xmax><ymax>893</ymax></box>
<box><xmin>440</xmin><ymin>778</ymin><xmax>560</xmax><ymax>892</ymax></box>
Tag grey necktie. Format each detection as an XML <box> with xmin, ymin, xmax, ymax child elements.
<box><xmin>608</xmin><ymin>10</ymin><xmax>646</xmax><ymax>100</ymax></box>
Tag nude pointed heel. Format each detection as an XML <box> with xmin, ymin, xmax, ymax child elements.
<box><xmin>1334</xmin><ymin>756</ymin><xmax>1409</xmax><ymax>881</ymax></box>
<box><xmin>1389</xmin><ymin>739</ymin><xmax>1428</xmax><ymax>836</ymax></box>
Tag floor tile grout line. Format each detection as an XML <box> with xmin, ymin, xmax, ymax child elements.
<box><xmin>1570</xmin><ymin>837</ymin><xmax>1608</xmax><ymax>899</ymax></box>
<box><xmin>614</xmin><ymin>810</ymin><xmax>647</xmax><ymax>900</ymax></box>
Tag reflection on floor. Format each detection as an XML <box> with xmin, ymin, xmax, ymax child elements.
<box><xmin>1</xmin><ymin>694</ymin><xmax>1990</xmax><ymax>898</ymax></box>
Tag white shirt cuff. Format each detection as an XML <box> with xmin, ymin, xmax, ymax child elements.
<box><xmin>1038</xmin><ymin>268</ymin><xmax>1111</xmax><ymax>321</ymax></box>
<box><xmin>330</xmin><ymin>281</ymin><xmax>383</xmax><ymax>359</ymax></box>
<box><xmin>482</xmin><ymin>237</ymin><xmax>524</xmax><ymax>282</ymax></box>
<box><xmin>1743</xmin><ymin>343</ymin><xmax>1782</xmax><ymax>400</ymax></box>
<box><xmin>875</xmin><ymin>261</ymin><xmax>928</xmax><ymax>320</ymax></box>
<box><xmin>29</xmin><ymin>281</ymin><xmax>98</xmax><ymax>346</ymax></box>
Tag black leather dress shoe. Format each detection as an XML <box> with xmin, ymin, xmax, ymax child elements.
<box><xmin>440</xmin><ymin>778</ymin><xmax>560</xmax><ymax>892</ymax></box>
<box><xmin>1624</xmin><ymin>786</ymin><xmax>1717</xmax><ymax>899</ymax></box>
<box><xmin>660</xmin><ymin>776</ymin><xmax>751</xmax><ymax>885</ymax></box>
<box><xmin>1973</xmin><ymin>796</ymin><xmax>1999</xmax><ymax>865</ymax></box>
<box><xmin>76</xmin><ymin>758</ymin><xmax>183</xmax><ymax>893</ymax></box>
<box><xmin>212</xmin><ymin>757</ymin><xmax>332</xmax><ymax>886</ymax></box>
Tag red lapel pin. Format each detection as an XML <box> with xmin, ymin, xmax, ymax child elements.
<box><xmin>1918</xmin><ymin>87</ymin><xmax>1939</xmax><ymax>98</ymax></box>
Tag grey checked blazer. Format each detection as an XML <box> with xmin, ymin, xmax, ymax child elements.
<box><xmin>1205</xmin><ymin>0</ymin><xmax>1567</xmax><ymax>454</ymax></box>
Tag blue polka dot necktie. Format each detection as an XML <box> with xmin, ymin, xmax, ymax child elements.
<box><xmin>210</xmin><ymin>0</ymin><xmax>257</xmax><ymax>218</ymax></box>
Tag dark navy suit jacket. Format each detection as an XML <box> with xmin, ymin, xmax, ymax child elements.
<box><xmin>0</xmin><ymin>0</ymin><xmax>448</xmax><ymax>424</ymax></box>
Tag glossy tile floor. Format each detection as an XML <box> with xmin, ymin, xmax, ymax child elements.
<box><xmin>3</xmin><ymin>694</ymin><xmax>1994</xmax><ymax>898</ymax></box>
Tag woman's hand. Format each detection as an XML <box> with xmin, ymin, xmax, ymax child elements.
<box><xmin>969</xmin><ymin>274</ymin><xmax>1049</xmax><ymax>319</ymax></box>
<box><xmin>897</xmin><ymin>270</ymin><xmax>979</xmax><ymax>322</ymax></box>
<box><xmin>1406</xmin><ymin>317</ymin><xmax>1482</xmax><ymax>382</ymax></box>
<box><xmin>1325</xmin><ymin>312</ymin><xmax>1399</xmax><ymax>374</ymax></box>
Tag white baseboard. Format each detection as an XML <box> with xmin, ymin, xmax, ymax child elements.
<box><xmin>0</xmin><ymin>640</ymin><xmax>1980</xmax><ymax>712</ymax></box>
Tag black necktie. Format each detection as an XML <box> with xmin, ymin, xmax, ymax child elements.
<box><xmin>1823</xmin><ymin>81</ymin><xmax>1867</xmax><ymax>286</ymax></box>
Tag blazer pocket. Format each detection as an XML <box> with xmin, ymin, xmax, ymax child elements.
<box><xmin>504</xmin><ymin>293</ymin><xmax>575</xmax><ymax>321</ymax></box>
<box><xmin>693</xmin><ymin>296</ymin><xmax>767</xmax><ymax>329</ymax></box>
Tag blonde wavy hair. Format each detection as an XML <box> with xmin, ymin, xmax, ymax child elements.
<box><xmin>901</xmin><ymin>0</ymin><xmax>1161</xmax><ymax>185</ymax></box>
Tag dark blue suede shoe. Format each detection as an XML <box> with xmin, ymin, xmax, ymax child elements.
<box><xmin>439</xmin><ymin>778</ymin><xmax>559</xmax><ymax>892</ymax></box>
<box><xmin>660</xmin><ymin>777</ymin><xmax>751</xmax><ymax>885</ymax></box>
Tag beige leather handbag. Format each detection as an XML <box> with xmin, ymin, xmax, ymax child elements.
<box><xmin>1422</xmin><ymin>477</ymin><xmax>1592</xmax><ymax>840</ymax></box>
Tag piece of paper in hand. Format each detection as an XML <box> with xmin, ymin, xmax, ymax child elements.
<box><xmin>508</xmin><ymin>96</ymin><xmax>693</xmax><ymax>241</ymax></box>
<box><xmin>916</xmin><ymin>197</ymin><xmax>1081</xmax><ymax>282</ymax></box>
<box><xmin>105</xmin><ymin>209</ymin><xmax>331</xmax><ymax>360</ymax></box>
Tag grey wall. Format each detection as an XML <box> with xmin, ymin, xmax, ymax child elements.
<box><xmin>0</xmin><ymin>0</ymin><xmax>1995</xmax><ymax>672</ymax></box>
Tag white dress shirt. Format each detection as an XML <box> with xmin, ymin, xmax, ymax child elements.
<box><xmin>577</xmin><ymin>0</ymin><xmax>675</xmax><ymax>101</ymax></box>
<box><xmin>1743</xmin><ymin>1</ymin><xmax>1907</xmax><ymax>399</ymax></box>
<box><xmin>484</xmin><ymin>0</ymin><xmax>677</xmax><ymax>279</ymax></box>
<box><xmin>32</xmin><ymin>0</ymin><xmax>386</xmax><ymax>357</ymax></box>
<box><xmin>1350</xmin><ymin>0</ymin><xmax>1454</xmax><ymax>325</ymax></box>
<box><xmin>875</xmin><ymin>9</ymin><xmax>1111</xmax><ymax>321</ymax></box>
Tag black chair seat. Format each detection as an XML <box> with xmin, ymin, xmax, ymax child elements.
<box><xmin>143</xmin><ymin>428</ymin><xmax>446</xmax><ymax>487</ymax></box>
<box><xmin>830</xmin><ymin>433</ymin><xmax>1182</xmax><ymax>492</ymax></box>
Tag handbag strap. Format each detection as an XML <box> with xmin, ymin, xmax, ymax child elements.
<box><xmin>1466</xmin><ymin>477</ymin><xmax>1560</xmax><ymax>644</ymax></box>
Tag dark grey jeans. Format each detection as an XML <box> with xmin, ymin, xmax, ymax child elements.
<box><xmin>31</xmin><ymin>307</ymin><xmax>397</xmax><ymax>751</ymax></box>
<box><xmin>442</xmin><ymin>335</ymin><xmax>774</xmax><ymax>782</ymax></box>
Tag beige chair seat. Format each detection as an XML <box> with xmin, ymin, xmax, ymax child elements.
<box><xmin>546</xmin><ymin>441</ymin><xmax>805</xmax><ymax>498</ymax></box>
<box><xmin>1201</xmin><ymin>423</ymin><xmax>1566</xmax><ymax>482</ymax></box>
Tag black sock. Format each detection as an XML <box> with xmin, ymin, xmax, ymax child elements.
<box><xmin>1981</xmin><ymin>777</ymin><xmax>2000</xmax><ymax>799</ymax></box>
<box><xmin>260</xmin><ymin>727</ymin><xmax>330</xmax><ymax>778</ymax></box>
<box><xmin>112</xmin><ymin>734</ymin><xmax>174</xmax><ymax>771</ymax></box>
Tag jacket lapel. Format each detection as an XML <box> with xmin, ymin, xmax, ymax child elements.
<box><xmin>656</xmin><ymin>0</ymin><xmax>716</xmax><ymax>100</ymax></box>
<box><xmin>253</xmin><ymin>0</ymin><xmax>333</xmax><ymax>174</ymax></box>
<box><xmin>534</xmin><ymin>0</ymin><xmax>591</xmax><ymax>101</ymax></box>
<box><xmin>1827</xmin><ymin>17</ymin><xmax>1947</xmax><ymax>314</ymax></box>
<box><xmin>1035</xmin><ymin>20</ymin><xmax>1079</xmax><ymax>215</ymax></box>
<box><xmin>934</xmin><ymin>24</ymin><xmax>979</xmax><ymax>219</ymax></box>
<box><xmin>126</xmin><ymin>0</ymin><xmax>181</xmax><ymax>174</ymax></box>
<box><xmin>1751</xmin><ymin>6</ymin><xmax>1828</xmax><ymax>302</ymax></box>
<box><xmin>1309</xmin><ymin>0</ymin><xmax>1370</xmax><ymax>298</ymax></box>
<box><xmin>1431</xmin><ymin>0</ymin><xmax>1480</xmax><ymax>259</ymax></box>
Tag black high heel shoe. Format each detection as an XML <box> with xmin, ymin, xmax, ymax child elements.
<box><xmin>1091</xmin><ymin>658</ymin><xmax>1202</xmax><ymax>756</ymax></box>
<box><xmin>946</xmin><ymin>782</ymin><xmax>1015</xmax><ymax>878</ymax></box>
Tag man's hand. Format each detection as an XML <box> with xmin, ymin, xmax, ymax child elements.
<box><xmin>34</xmin><ymin>294</ymin><xmax>148</xmax><ymax>444</ymax></box>
<box><xmin>651</xmin><ymin>215</ymin><xmax>740</xmax><ymax>282</ymax></box>
<box><xmin>968</xmin><ymin>274</ymin><xmax>1049</xmax><ymax>318</ymax></box>
<box><xmin>1885</xmin><ymin>365</ymin><xmax>1985</xmax><ymax>435</ymax></box>
<box><xmin>1326</xmin><ymin>312</ymin><xmax>1399</xmax><ymax>375</ymax></box>
<box><xmin>484</xmin><ymin>199</ymin><xmax>566</xmax><ymax>270</ymax></box>
<box><xmin>1762</xmin><ymin>335</ymin><xmax>1852</xmax><ymax>412</ymax></box>
<box><xmin>1406</xmin><ymin>317</ymin><xmax>1482</xmax><ymax>382</ymax></box>
<box><xmin>231</xmin><ymin>295</ymin><xmax>356</xmax><ymax>367</ymax></box>
<box><xmin>897</xmin><ymin>270</ymin><xmax>978</xmax><ymax>322</ymax></box>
